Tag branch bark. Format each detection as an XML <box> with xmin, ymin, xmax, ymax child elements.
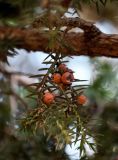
<box><xmin>0</xmin><ymin>18</ymin><xmax>118</xmax><ymax>58</ymax></box>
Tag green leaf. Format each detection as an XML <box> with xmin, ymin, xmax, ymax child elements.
<box><xmin>38</xmin><ymin>68</ymin><xmax>49</xmax><ymax>71</ymax></box>
<box><xmin>30</xmin><ymin>74</ymin><xmax>46</xmax><ymax>78</ymax></box>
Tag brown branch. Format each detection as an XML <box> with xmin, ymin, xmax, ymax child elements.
<box><xmin>0</xmin><ymin>18</ymin><xmax>118</xmax><ymax>58</ymax></box>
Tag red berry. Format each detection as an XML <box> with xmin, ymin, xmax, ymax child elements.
<box><xmin>67</xmin><ymin>69</ymin><xmax>74</xmax><ymax>73</ymax></box>
<box><xmin>43</xmin><ymin>92</ymin><xmax>55</xmax><ymax>105</ymax></box>
<box><xmin>61</xmin><ymin>72</ymin><xmax>74</xmax><ymax>85</ymax></box>
<box><xmin>52</xmin><ymin>73</ymin><xmax>61</xmax><ymax>84</ymax></box>
<box><xmin>58</xmin><ymin>64</ymin><xmax>68</xmax><ymax>73</ymax></box>
<box><xmin>77</xmin><ymin>95</ymin><xmax>87</xmax><ymax>105</ymax></box>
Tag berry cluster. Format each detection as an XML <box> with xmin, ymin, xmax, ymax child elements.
<box><xmin>42</xmin><ymin>63</ymin><xmax>87</xmax><ymax>106</ymax></box>
<box><xmin>22</xmin><ymin>56</ymin><xmax>91</xmax><ymax>153</ymax></box>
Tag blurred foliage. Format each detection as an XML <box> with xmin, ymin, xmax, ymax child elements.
<box><xmin>87</xmin><ymin>102</ymin><xmax>118</xmax><ymax>160</ymax></box>
<box><xmin>0</xmin><ymin>0</ymin><xmax>115</xmax><ymax>27</ymax></box>
<box><xmin>87</xmin><ymin>60</ymin><xmax>118</xmax><ymax>104</ymax></box>
<box><xmin>0</xmin><ymin>74</ymin><xmax>70</xmax><ymax>160</ymax></box>
<box><xmin>89</xmin><ymin>59</ymin><xmax>118</xmax><ymax>103</ymax></box>
<box><xmin>85</xmin><ymin>60</ymin><xmax>118</xmax><ymax>160</ymax></box>
<box><xmin>0</xmin><ymin>0</ymin><xmax>40</xmax><ymax>26</ymax></box>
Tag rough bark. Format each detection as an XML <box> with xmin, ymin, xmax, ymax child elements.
<box><xmin>0</xmin><ymin>18</ymin><xmax>118</xmax><ymax>58</ymax></box>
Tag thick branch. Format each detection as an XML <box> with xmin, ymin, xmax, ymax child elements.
<box><xmin>0</xmin><ymin>18</ymin><xmax>118</xmax><ymax>58</ymax></box>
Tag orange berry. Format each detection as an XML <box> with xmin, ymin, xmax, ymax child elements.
<box><xmin>58</xmin><ymin>63</ymin><xmax>68</xmax><ymax>73</ymax></box>
<box><xmin>67</xmin><ymin>69</ymin><xmax>74</xmax><ymax>73</ymax></box>
<box><xmin>77</xmin><ymin>95</ymin><xmax>87</xmax><ymax>105</ymax></box>
<box><xmin>43</xmin><ymin>92</ymin><xmax>55</xmax><ymax>105</ymax></box>
<box><xmin>61</xmin><ymin>72</ymin><xmax>74</xmax><ymax>85</ymax></box>
<box><xmin>52</xmin><ymin>73</ymin><xmax>61</xmax><ymax>84</ymax></box>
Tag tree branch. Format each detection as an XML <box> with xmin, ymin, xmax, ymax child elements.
<box><xmin>0</xmin><ymin>17</ymin><xmax>118</xmax><ymax>58</ymax></box>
